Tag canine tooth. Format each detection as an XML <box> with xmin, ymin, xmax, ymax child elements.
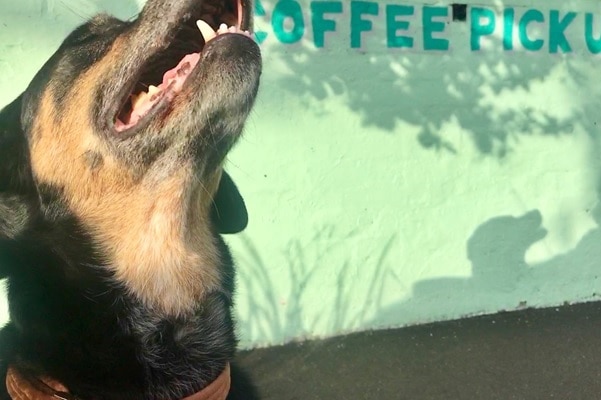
<box><xmin>196</xmin><ymin>20</ymin><xmax>216</xmax><ymax>42</ymax></box>
<box><xmin>218</xmin><ymin>23</ymin><xmax>228</xmax><ymax>34</ymax></box>
<box><xmin>148</xmin><ymin>85</ymin><xmax>160</xmax><ymax>95</ymax></box>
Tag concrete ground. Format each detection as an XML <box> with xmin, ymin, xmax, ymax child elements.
<box><xmin>234</xmin><ymin>301</ymin><xmax>601</xmax><ymax>399</ymax></box>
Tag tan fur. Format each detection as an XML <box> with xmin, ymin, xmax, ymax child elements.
<box><xmin>29</xmin><ymin>39</ymin><xmax>223</xmax><ymax>317</ymax></box>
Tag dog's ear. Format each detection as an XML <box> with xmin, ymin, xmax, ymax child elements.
<box><xmin>0</xmin><ymin>96</ymin><xmax>36</xmax><ymax>240</ymax></box>
<box><xmin>211</xmin><ymin>171</ymin><xmax>248</xmax><ymax>234</ymax></box>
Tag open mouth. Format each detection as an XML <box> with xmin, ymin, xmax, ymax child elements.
<box><xmin>114</xmin><ymin>0</ymin><xmax>253</xmax><ymax>134</ymax></box>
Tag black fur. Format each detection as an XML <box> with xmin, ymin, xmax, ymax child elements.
<box><xmin>0</xmin><ymin>1</ymin><xmax>261</xmax><ymax>399</ymax></box>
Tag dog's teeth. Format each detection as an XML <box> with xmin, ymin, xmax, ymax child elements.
<box><xmin>148</xmin><ymin>85</ymin><xmax>159</xmax><ymax>95</ymax></box>
<box><xmin>196</xmin><ymin>20</ymin><xmax>216</xmax><ymax>42</ymax></box>
<box><xmin>213</xmin><ymin>23</ymin><xmax>252</xmax><ymax>38</ymax></box>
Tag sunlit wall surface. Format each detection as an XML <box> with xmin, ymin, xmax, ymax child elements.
<box><xmin>1</xmin><ymin>0</ymin><xmax>601</xmax><ymax>349</ymax></box>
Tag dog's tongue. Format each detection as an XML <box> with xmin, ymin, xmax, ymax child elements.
<box><xmin>161</xmin><ymin>53</ymin><xmax>201</xmax><ymax>90</ymax></box>
<box><xmin>125</xmin><ymin>53</ymin><xmax>201</xmax><ymax>126</ymax></box>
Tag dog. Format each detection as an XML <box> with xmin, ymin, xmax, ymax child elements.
<box><xmin>0</xmin><ymin>0</ymin><xmax>261</xmax><ymax>398</ymax></box>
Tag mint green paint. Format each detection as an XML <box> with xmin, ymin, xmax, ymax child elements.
<box><xmin>2</xmin><ymin>0</ymin><xmax>601</xmax><ymax>349</ymax></box>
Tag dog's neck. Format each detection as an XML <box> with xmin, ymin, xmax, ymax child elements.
<box><xmin>76</xmin><ymin>169</ymin><xmax>222</xmax><ymax>317</ymax></box>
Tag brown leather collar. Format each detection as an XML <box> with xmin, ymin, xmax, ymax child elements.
<box><xmin>6</xmin><ymin>364</ymin><xmax>230</xmax><ymax>400</ymax></box>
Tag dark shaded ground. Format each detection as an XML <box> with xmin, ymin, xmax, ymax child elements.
<box><xmin>235</xmin><ymin>301</ymin><xmax>601</xmax><ymax>399</ymax></box>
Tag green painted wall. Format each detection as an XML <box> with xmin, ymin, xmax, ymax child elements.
<box><xmin>1</xmin><ymin>0</ymin><xmax>601</xmax><ymax>349</ymax></box>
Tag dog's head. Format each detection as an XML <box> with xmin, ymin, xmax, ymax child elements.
<box><xmin>0</xmin><ymin>0</ymin><xmax>261</xmax><ymax>316</ymax></box>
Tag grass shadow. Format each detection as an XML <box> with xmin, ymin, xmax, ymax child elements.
<box><xmin>234</xmin><ymin>227</ymin><xmax>400</xmax><ymax>347</ymax></box>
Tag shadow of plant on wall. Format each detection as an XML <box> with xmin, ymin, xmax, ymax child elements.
<box><xmin>233</xmin><ymin>227</ymin><xmax>402</xmax><ymax>347</ymax></box>
<box><xmin>233</xmin><ymin>204</ymin><xmax>601</xmax><ymax>345</ymax></box>
<box><xmin>257</xmin><ymin>0</ymin><xmax>589</xmax><ymax>157</ymax></box>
